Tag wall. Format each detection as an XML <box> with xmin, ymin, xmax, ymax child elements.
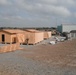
<box><xmin>28</xmin><ymin>33</ymin><xmax>35</xmax><ymax>44</ymax></box>
<box><xmin>35</xmin><ymin>32</ymin><xmax>44</xmax><ymax>44</ymax></box>
<box><xmin>57</xmin><ymin>25</ymin><xmax>62</xmax><ymax>33</ymax></box>
<box><xmin>44</xmin><ymin>32</ymin><xmax>51</xmax><ymax>39</ymax></box>
<box><xmin>0</xmin><ymin>43</ymin><xmax>20</xmax><ymax>53</ymax></box>
<box><xmin>57</xmin><ymin>25</ymin><xmax>76</xmax><ymax>33</ymax></box>
<box><xmin>70</xmin><ymin>33</ymin><xmax>76</xmax><ymax>39</ymax></box>
<box><xmin>62</xmin><ymin>25</ymin><xmax>76</xmax><ymax>32</ymax></box>
<box><xmin>16</xmin><ymin>33</ymin><xmax>25</xmax><ymax>43</ymax></box>
<box><xmin>0</xmin><ymin>31</ymin><xmax>11</xmax><ymax>43</ymax></box>
<box><xmin>11</xmin><ymin>34</ymin><xmax>17</xmax><ymax>43</ymax></box>
<box><xmin>25</xmin><ymin>32</ymin><xmax>35</xmax><ymax>44</ymax></box>
<box><xmin>24</xmin><ymin>31</ymin><xmax>44</xmax><ymax>44</ymax></box>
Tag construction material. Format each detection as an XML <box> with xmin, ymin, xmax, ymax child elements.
<box><xmin>0</xmin><ymin>43</ymin><xmax>20</xmax><ymax>53</ymax></box>
<box><xmin>49</xmin><ymin>41</ymin><xmax>56</xmax><ymax>45</ymax></box>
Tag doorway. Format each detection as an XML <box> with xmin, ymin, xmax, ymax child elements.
<box><xmin>12</xmin><ymin>37</ymin><xmax>16</xmax><ymax>43</ymax></box>
<box><xmin>2</xmin><ymin>34</ymin><xmax>5</xmax><ymax>42</ymax></box>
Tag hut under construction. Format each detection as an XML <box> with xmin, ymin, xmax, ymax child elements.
<box><xmin>43</xmin><ymin>31</ymin><xmax>51</xmax><ymax>39</ymax></box>
<box><xmin>0</xmin><ymin>29</ymin><xmax>25</xmax><ymax>44</ymax></box>
<box><xmin>0</xmin><ymin>29</ymin><xmax>44</xmax><ymax>45</ymax></box>
<box><xmin>24</xmin><ymin>29</ymin><xmax>44</xmax><ymax>45</ymax></box>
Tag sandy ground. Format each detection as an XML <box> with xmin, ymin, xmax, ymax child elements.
<box><xmin>0</xmin><ymin>38</ymin><xmax>76</xmax><ymax>75</ymax></box>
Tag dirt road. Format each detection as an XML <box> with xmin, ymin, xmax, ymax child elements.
<box><xmin>0</xmin><ymin>39</ymin><xmax>76</xmax><ymax>75</ymax></box>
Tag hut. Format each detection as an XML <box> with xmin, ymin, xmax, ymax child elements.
<box><xmin>24</xmin><ymin>29</ymin><xmax>44</xmax><ymax>45</ymax></box>
<box><xmin>0</xmin><ymin>29</ymin><xmax>25</xmax><ymax>44</ymax></box>
<box><xmin>43</xmin><ymin>31</ymin><xmax>51</xmax><ymax>39</ymax></box>
<box><xmin>0</xmin><ymin>29</ymin><xmax>44</xmax><ymax>45</ymax></box>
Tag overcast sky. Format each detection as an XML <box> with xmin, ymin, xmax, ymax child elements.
<box><xmin>0</xmin><ymin>0</ymin><xmax>76</xmax><ymax>27</ymax></box>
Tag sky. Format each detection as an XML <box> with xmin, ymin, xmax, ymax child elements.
<box><xmin>0</xmin><ymin>0</ymin><xmax>76</xmax><ymax>27</ymax></box>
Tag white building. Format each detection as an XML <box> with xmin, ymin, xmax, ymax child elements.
<box><xmin>70</xmin><ymin>30</ymin><xmax>76</xmax><ymax>39</ymax></box>
<box><xmin>57</xmin><ymin>24</ymin><xmax>76</xmax><ymax>33</ymax></box>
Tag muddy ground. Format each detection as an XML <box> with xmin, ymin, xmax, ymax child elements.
<box><xmin>0</xmin><ymin>39</ymin><xmax>76</xmax><ymax>75</ymax></box>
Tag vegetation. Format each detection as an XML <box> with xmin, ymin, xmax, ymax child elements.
<box><xmin>0</xmin><ymin>27</ymin><xmax>57</xmax><ymax>31</ymax></box>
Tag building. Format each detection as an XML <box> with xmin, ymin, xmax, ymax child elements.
<box><xmin>0</xmin><ymin>29</ymin><xmax>53</xmax><ymax>45</ymax></box>
<box><xmin>62</xmin><ymin>32</ymin><xmax>71</xmax><ymax>40</ymax></box>
<box><xmin>43</xmin><ymin>31</ymin><xmax>51</xmax><ymax>39</ymax></box>
<box><xmin>0</xmin><ymin>29</ymin><xmax>25</xmax><ymax>44</ymax></box>
<box><xmin>57</xmin><ymin>24</ymin><xmax>76</xmax><ymax>33</ymax></box>
<box><xmin>24</xmin><ymin>29</ymin><xmax>44</xmax><ymax>45</ymax></box>
<box><xmin>70</xmin><ymin>30</ymin><xmax>76</xmax><ymax>39</ymax></box>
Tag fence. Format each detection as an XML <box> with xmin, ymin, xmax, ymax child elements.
<box><xmin>0</xmin><ymin>43</ymin><xmax>20</xmax><ymax>53</ymax></box>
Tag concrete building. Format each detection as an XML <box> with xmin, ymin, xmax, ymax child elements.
<box><xmin>57</xmin><ymin>24</ymin><xmax>76</xmax><ymax>33</ymax></box>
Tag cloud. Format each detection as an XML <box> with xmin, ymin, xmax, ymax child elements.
<box><xmin>0</xmin><ymin>0</ymin><xmax>11</xmax><ymax>6</ymax></box>
<box><xmin>0</xmin><ymin>0</ymin><xmax>76</xmax><ymax>27</ymax></box>
<box><xmin>74</xmin><ymin>13</ymin><xmax>76</xmax><ymax>18</ymax></box>
<box><xmin>14</xmin><ymin>0</ymin><xmax>71</xmax><ymax>17</ymax></box>
<box><xmin>0</xmin><ymin>0</ymin><xmax>8</xmax><ymax>5</ymax></box>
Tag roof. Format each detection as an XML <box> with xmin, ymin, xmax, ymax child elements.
<box><xmin>61</xmin><ymin>23</ymin><xmax>76</xmax><ymax>26</ymax></box>
<box><xmin>70</xmin><ymin>30</ymin><xmax>76</xmax><ymax>33</ymax></box>
<box><xmin>25</xmin><ymin>29</ymin><xmax>41</xmax><ymax>33</ymax></box>
<box><xmin>1</xmin><ymin>29</ymin><xmax>25</xmax><ymax>34</ymax></box>
<box><xmin>43</xmin><ymin>31</ymin><xmax>51</xmax><ymax>32</ymax></box>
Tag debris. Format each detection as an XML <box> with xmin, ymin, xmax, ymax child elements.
<box><xmin>49</xmin><ymin>41</ymin><xmax>56</xmax><ymax>45</ymax></box>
